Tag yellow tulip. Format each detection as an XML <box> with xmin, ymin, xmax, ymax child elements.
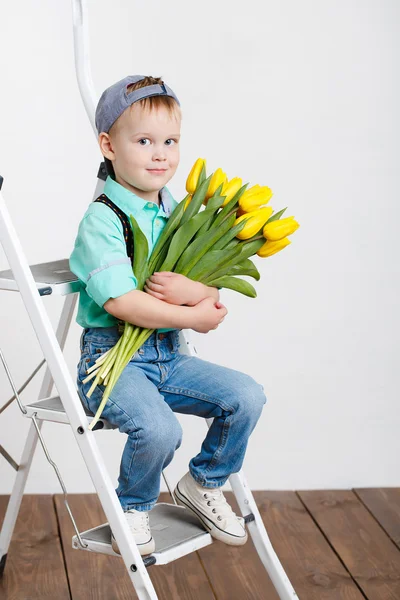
<box><xmin>239</xmin><ymin>185</ymin><xmax>273</xmax><ymax>213</ymax></box>
<box><xmin>237</xmin><ymin>201</ymin><xmax>271</xmax><ymax>217</ymax></box>
<box><xmin>263</xmin><ymin>216</ymin><xmax>300</xmax><ymax>241</ymax></box>
<box><xmin>184</xmin><ymin>194</ymin><xmax>193</xmax><ymax>210</ymax></box>
<box><xmin>234</xmin><ymin>206</ymin><xmax>273</xmax><ymax>240</ymax></box>
<box><xmin>204</xmin><ymin>168</ymin><xmax>227</xmax><ymax>205</ymax></box>
<box><xmin>237</xmin><ymin>184</ymin><xmax>261</xmax><ymax>207</ymax></box>
<box><xmin>221</xmin><ymin>177</ymin><xmax>243</xmax><ymax>207</ymax></box>
<box><xmin>186</xmin><ymin>158</ymin><xmax>206</xmax><ymax>195</ymax></box>
<box><xmin>257</xmin><ymin>237</ymin><xmax>291</xmax><ymax>258</ymax></box>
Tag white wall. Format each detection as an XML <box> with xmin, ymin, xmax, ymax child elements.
<box><xmin>0</xmin><ymin>0</ymin><xmax>398</xmax><ymax>496</ymax></box>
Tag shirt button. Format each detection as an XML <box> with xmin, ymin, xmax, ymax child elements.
<box><xmin>147</xmin><ymin>202</ymin><xmax>154</xmax><ymax>208</ymax></box>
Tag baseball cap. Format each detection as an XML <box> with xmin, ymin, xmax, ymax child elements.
<box><xmin>95</xmin><ymin>75</ymin><xmax>180</xmax><ymax>135</ymax></box>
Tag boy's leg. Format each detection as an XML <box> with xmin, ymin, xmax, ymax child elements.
<box><xmin>160</xmin><ymin>353</ymin><xmax>267</xmax><ymax>488</ymax></box>
<box><xmin>77</xmin><ymin>333</ymin><xmax>183</xmax><ymax>511</ymax></box>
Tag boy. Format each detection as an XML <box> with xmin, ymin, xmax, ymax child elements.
<box><xmin>70</xmin><ymin>75</ymin><xmax>267</xmax><ymax>556</ymax></box>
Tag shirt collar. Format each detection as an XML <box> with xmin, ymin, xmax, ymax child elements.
<box><xmin>103</xmin><ymin>176</ymin><xmax>174</xmax><ymax>218</ymax></box>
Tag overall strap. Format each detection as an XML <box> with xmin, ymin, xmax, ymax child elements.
<box><xmin>93</xmin><ymin>194</ymin><xmax>134</xmax><ymax>266</ymax></box>
<box><xmin>93</xmin><ymin>194</ymin><xmax>134</xmax><ymax>335</ymax></box>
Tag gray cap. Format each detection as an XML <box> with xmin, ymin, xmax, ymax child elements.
<box><xmin>95</xmin><ymin>75</ymin><xmax>181</xmax><ymax>135</ymax></box>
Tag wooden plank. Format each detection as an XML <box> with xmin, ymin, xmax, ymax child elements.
<box><xmin>197</xmin><ymin>491</ymin><xmax>363</xmax><ymax>600</ymax></box>
<box><xmin>54</xmin><ymin>493</ymin><xmax>217</xmax><ymax>600</ymax></box>
<box><xmin>299</xmin><ymin>490</ymin><xmax>400</xmax><ymax>600</ymax></box>
<box><xmin>355</xmin><ymin>488</ymin><xmax>400</xmax><ymax>551</ymax></box>
<box><xmin>0</xmin><ymin>494</ymin><xmax>71</xmax><ymax>600</ymax></box>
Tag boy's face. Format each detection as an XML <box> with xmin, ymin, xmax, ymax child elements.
<box><xmin>99</xmin><ymin>103</ymin><xmax>181</xmax><ymax>201</ymax></box>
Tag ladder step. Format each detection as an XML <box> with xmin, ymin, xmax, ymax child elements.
<box><xmin>72</xmin><ymin>503</ymin><xmax>213</xmax><ymax>566</ymax></box>
<box><xmin>25</xmin><ymin>396</ymin><xmax>116</xmax><ymax>430</ymax></box>
<box><xmin>0</xmin><ymin>258</ymin><xmax>83</xmax><ymax>296</ymax></box>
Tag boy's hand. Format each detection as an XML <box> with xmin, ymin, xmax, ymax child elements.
<box><xmin>191</xmin><ymin>298</ymin><xmax>228</xmax><ymax>333</ymax></box>
<box><xmin>144</xmin><ymin>271</ymin><xmax>206</xmax><ymax>306</ymax></box>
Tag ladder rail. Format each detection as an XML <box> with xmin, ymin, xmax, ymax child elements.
<box><xmin>0</xmin><ymin>182</ymin><xmax>159</xmax><ymax>599</ymax></box>
<box><xmin>228</xmin><ymin>468</ymin><xmax>299</xmax><ymax>599</ymax></box>
<box><xmin>71</xmin><ymin>0</ymin><xmax>97</xmax><ymax>136</ymax></box>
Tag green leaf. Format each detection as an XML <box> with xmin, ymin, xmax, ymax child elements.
<box><xmin>193</xmin><ymin>192</ymin><xmax>227</xmax><ymax>240</ymax></box>
<box><xmin>129</xmin><ymin>214</ymin><xmax>149</xmax><ymax>289</ymax></box>
<box><xmin>223</xmin><ymin>238</ymin><xmax>241</xmax><ymax>252</ymax></box>
<box><xmin>153</xmin><ymin>243</ymin><xmax>169</xmax><ymax>273</ymax></box>
<box><xmin>212</xmin><ymin>183</ymin><xmax>249</xmax><ymax>229</ymax></box>
<box><xmin>175</xmin><ymin>213</ymin><xmax>236</xmax><ymax>275</ymax></box>
<box><xmin>198</xmin><ymin>238</ymin><xmax>264</xmax><ymax>282</ymax></box>
<box><xmin>158</xmin><ymin>210</ymin><xmax>213</xmax><ymax>272</ymax></box>
<box><xmin>197</xmin><ymin>161</ymin><xmax>207</xmax><ymax>188</ymax></box>
<box><xmin>180</xmin><ymin>174</ymin><xmax>213</xmax><ymax>225</ymax></box>
<box><xmin>206</xmin><ymin>276</ymin><xmax>257</xmax><ymax>298</ymax></box>
<box><xmin>187</xmin><ymin>246</ymin><xmax>239</xmax><ymax>281</ymax></box>
<box><xmin>148</xmin><ymin>195</ymin><xmax>187</xmax><ymax>272</ymax></box>
<box><xmin>205</xmin><ymin>258</ymin><xmax>260</xmax><ymax>283</ymax></box>
<box><xmin>227</xmin><ymin>259</ymin><xmax>261</xmax><ymax>280</ymax></box>
<box><xmin>266</xmin><ymin>207</ymin><xmax>287</xmax><ymax>223</ymax></box>
<box><xmin>186</xmin><ymin>236</ymin><xmax>263</xmax><ymax>282</ymax></box>
<box><xmin>211</xmin><ymin>216</ymin><xmax>250</xmax><ymax>251</ymax></box>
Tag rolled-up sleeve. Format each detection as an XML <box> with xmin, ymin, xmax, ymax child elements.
<box><xmin>69</xmin><ymin>213</ymin><xmax>137</xmax><ymax>308</ymax></box>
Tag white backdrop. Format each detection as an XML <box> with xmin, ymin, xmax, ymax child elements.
<box><xmin>0</xmin><ymin>0</ymin><xmax>398</xmax><ymax>495</ymax></box>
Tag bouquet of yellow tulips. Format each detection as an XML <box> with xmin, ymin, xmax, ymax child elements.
<box><xmin>84</xmin><ymin>158</ymin><xmax>299</xmax><ymax>430</ymax></box>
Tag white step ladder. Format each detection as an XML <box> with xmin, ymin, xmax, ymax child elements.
<box><xmin>0</xmin><ymin>2</ymin><xmax>299</xmax><ymax>598</ymax></box>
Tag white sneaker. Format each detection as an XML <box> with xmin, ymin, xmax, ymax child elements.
<box><xmin>111</xmin><ymin>508</ymin><xmax>155</xmax><ymax>556</ymax></box>
<box><xmin>173</xmin><ymin>471</ymin><xmax>248</xmax><ymax>546</ymax></box>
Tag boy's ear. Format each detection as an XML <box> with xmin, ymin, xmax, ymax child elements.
<box><xmin>98</xmin><ymin>132</ymin><xmax>115</xmax><ymax>160</ymax></box>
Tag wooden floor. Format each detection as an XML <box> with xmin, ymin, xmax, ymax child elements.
<box><xmin>1</xmin><ymin>489</ymin><xmax>400</xmax><ymax>599</ymax></box>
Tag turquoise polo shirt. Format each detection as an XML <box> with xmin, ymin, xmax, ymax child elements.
<box><xmin>69</xmin><ymin>175</ymin><xmax>179</xmax><ymax>331</ymax></box>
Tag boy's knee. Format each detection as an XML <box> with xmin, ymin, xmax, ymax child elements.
<box><xmin>143</xmin><ymin>418</ymin><xmax>183</xmax><ymax>450</ymax></box>
<box><xmin>241</xmin><ymin>378</ymin><xmax>267</xmax><ymax>415</ymax></box>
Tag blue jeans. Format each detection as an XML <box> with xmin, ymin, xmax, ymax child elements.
<box><xmin>77</xmin><ymin>326</ymin><xmax>267</xmax><ymax>512</ymax></box>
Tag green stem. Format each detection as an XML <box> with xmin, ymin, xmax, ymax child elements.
<box><xmin>87</xmin><ymin>327</ymin><xmax>156</xmax><ymax>430</ymax></box>
<box><xmin>113</xmin><ymin>324</ymin><xmax>137</xmax><ymax>376</ymax></box>
<box><xmin>86</xmin><ymin>340</ymin><xmax>121</xmax><ymax>396</ymax></box>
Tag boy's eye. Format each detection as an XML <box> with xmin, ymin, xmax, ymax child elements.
<box><xmin>138</xmin><ymin>138</ymin><xmax>178</xmax><ymax>146</ymax></box>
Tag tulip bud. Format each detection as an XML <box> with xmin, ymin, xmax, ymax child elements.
<box><xmin>204</xmin><ymin>168</ymin><xmax>227</xmax><ymax>205</ymax></box>
<box><xmin>234</xmin><ymin>206</ymin><xmax>273</xmax><ymax>240</ymax></box>
<box><xmin>239</xmin><ymin>185</ymin><xmax>273</xmax><ymax>213</ymax></box>
<box><xmin>186</xmin><ymin>158</ymin><xmax>206</xmax><ymax>195</ymax></box>
<box><xmin>263</xmin><ymin>216</ymin><xmax>300</xmax><ymax>241</ymax></box>
<box><xmin>238</xmin><ymin>184</ymin><xmax>261</xmax><ymax>203</ymax></box>
<box><xmin>257</xmin><ymin>237</ymin><xmax>291</xmax><ymax>258</ymax></box>
<box><xmin>221</xmin><ymin>177</ymin><xmax>243</xmax><ymax>207</ymax></box>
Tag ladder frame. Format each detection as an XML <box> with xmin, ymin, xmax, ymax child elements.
<box><xmin>0</xmin><ymin>1</ymin><xmax>299</xmax><ymax>597</ymax></box>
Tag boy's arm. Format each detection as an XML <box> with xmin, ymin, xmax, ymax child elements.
<box><xmin>104</xmin><ymin>289</ymin><xmax>195</xmax><ymax>329</ymax></box>
<box><xmin>186</xmin><ymin>282</ymin><xmax>220</xmax><ymax>306</ymax></box>
<box><xmin>69</xmin><ymin>211</ymin><xmax>216</xmax><ymax>329</ymax></box>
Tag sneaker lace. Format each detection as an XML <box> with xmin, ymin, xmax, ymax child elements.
<box><xmin>203</xmin><ymin>489</ymin><xmax>243</xmax><ymax>524</ymax></box>
<box><xmin>125</xmin><ymin>509</ymin><xmax>150</xmax><ymax>533</ymax></box>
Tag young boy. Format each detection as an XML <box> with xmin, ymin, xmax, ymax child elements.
<box><xmin>70</xmin><ymin>75</ymin><xmax>267</xmax><ymax>556</ymax></box>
